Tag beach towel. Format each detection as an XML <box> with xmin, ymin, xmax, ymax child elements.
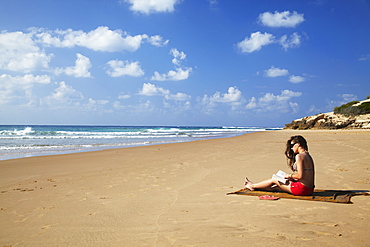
<box><xmin>227</xmin><ymin>188</ymin><xmax>369</xmax><ymax>204</ymax></box>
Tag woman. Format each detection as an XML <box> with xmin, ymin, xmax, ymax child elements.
<box><xmin>244</xmin><ymin>135</ymin><xmax>315</xmax><ymax>196</ymax></box>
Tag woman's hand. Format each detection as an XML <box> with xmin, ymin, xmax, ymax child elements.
<box><xmin>285</xmin><ymin>173</ymin><xmax>294</xmax><ymax>180</ymax></box>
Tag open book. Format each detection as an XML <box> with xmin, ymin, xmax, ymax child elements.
<box><xmin>272</xmin><ymin>170</ymin><xmax>287</xmax><ymax>184</ymax></box>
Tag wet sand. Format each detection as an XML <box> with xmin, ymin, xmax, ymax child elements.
<box><xmin>1</xmin><ymin>130</ymin><xmax>369</xmax><ymax>246</ymax></box>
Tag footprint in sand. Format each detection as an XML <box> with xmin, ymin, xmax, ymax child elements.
<box><xmin>11</xmin><ymin>210</ymin><xmax>24</xmax><ymax>218</ymax></box>
<box><xmin>312</xmin><ymin>231</ymin><xmax>333</xmax><ymax>236</ymax></box>
<box><xmin>302</xmin><ymin>222</ymin><xmax>341</xmax><ymax>227</ymax></box>
<box><xmin>18</xmin><ymin>217</ymin><xmax>29</xmax><ymax>223</ymax></box>
<box><xmin>274</xmin><ymin>234</ymin><xmax>287</xmax><ymax>240</ymax></box>
<box><xmin>86</xmin><ymin>211</ymin><xmax>98</xmax><ymax>216</ymax></box>
<box><xmin>15</xmin><ymin>188</ymin><xmax>34</xmax><ymax>192</ymax></box>
<box><xmin>41</xmin><ymin>225</ymin><xmax>53</xmax><ymax>229</ymax></box>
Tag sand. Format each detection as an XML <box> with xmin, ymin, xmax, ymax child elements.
<box><xmin>1</xmin><ymin>130</ymin><xmax>369</xmax><ymax>246</ymax></box>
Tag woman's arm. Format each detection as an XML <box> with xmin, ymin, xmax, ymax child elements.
<box><xmin>284</xmin><ymin>154</ymin><xmax>304</xmax><ymax>180</ymax></box>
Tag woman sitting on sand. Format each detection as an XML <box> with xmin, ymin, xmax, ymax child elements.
<box><xmin>244</xmin><ymin>135</ymin><xmax>315</xmax><ymax>196</ymax></box>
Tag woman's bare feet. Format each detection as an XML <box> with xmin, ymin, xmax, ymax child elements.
<box><xmin>244</xmin><ymin>177</ymin><xmax>254</xmax><ymax>191</ymax></box>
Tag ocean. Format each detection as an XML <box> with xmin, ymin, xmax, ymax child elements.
<box><xmin>0</xmin><ymin>125</ymin><xmax>281</xmax><ymax>161</ymax></box>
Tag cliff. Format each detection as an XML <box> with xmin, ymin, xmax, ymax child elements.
<box><xmin>284</xmin><ymin>112</ymin><xmax>370</xmax><ymax>130</ymax></box>
<box><xmin>284</xmin><ymin>98</ymin><xmax>370</xmax><ymax>130</ymax></box>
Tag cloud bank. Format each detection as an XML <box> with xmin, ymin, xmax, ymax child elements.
<box><xmin>35</xmin><ymin>26</ymin><xmax>168</xmax><ymax>52</ymax></box>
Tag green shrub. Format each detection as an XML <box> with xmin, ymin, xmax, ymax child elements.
<box><xmin>334</xmin><ymin>101</ymin><xmax>370</xmax><ymax>115</ymax></box>
<box><xmin>333</xmin><ymin>101</ymin><xmax>360</xmax><ymax>114</ymax></box>
<box><xmin>358</xmin><ymin>102</ymin><xmax>370</xmax><ymax>112</ymax></box>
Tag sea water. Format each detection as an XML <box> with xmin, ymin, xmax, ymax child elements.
<box><xmin>0</xmin><ymin>125</ymin><xmax>281</xmax><ymax>161</ymax></box>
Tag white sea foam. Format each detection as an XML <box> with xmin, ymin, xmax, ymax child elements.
<box><xmin>0</xmin><ymin>125</ymin><xmax>281</xmax><ymax>160</ymax></box>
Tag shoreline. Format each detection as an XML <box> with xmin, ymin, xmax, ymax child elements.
<box><xmin>0</xmin><ymin>125</ymin><xmax>278</xmax><ymax>161</ymax></box>
<box><xmin>1</xmin><ymin>129</ymin><xmax>369</xmax><ymax>246</ymax></box>
<box><xmin>0</xmin><ymin>133</ymin><xmax>251</xmax><ymax>162</ymax></box>
<box><xmin>1</xmin><ymin>128</ymin><xmax>368</xmax><ymax>162</ymax></box>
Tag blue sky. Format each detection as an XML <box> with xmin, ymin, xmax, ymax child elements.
<box><xmin>0</xmin><ymin>0</ymin><xmax>369</xmax><ymax>127</ymax></box>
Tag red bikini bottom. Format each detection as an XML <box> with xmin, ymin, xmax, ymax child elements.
<box><xmin>290</xmin><ymin>181</ymin><xmax>314</xmax><ymax>196</ymax></box>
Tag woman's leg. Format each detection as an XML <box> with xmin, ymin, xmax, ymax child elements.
<box><xmin>245</xmin><ymin>177</ymin><xmax>292</xmax><ymax>193</ymax></box>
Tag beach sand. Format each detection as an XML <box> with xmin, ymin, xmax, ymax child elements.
<box><xmin>1</xmin><ymin>130</ymin><xmax>369</xmax><ymax>246</ymax></box>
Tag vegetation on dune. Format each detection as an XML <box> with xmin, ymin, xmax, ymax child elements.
<box><xmin>334</xmin><ymin>97</ymin><xmax>370</xmax><ymax>116</ymax></box>
<box><xmin>358</xmin><ymin>102</ymin><xmax>370</xmax><ymax>111</ymax></box>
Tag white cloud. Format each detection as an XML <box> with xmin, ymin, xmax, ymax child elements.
<box><xmin>118</xmin><ymin>94</ymin><xmax>131</xmax><ymax>99</ymax></box>
<box><xmin>237</xmin><ymin>31</ymin><xmax>302</xmax><ymax>53</ymax></box>
<box><xmin>0</xmin><ymin>27</ymin><xmax>165</xmax><ymax>74</ymax></box>
<box><xmin>171</xmin><ymin>48</ymin><xmax>186</xmax><ymax>66</ymax></box>
<box><xmin>151</xmin><ymin>48</ymin><xmax>192</xmax><ymax>81</ymax></box>
<box><xmin>43</xmin><ymin>81</ymin><xmax>84</xmax><ymax>107</ymax></box>
<box><xmin>36</xmin><ymin>26</ymin><xmax>154</xmax><ymax>52</ymax></box>
<box><xmin>260</xmin><ymin>90</ymin><xmax>302</xmax><ymax>102</ymax></box>
<box><xmin>359</xmin><ymin>54</ymin><xmax>370</xmax><ymax>61</ymax></box>
<box><xmin>289</xmin><ymin>102</ymin><xmax>300</xmax><ymax>113</ymax></box>
<box><xmin>340</xmin><ymin>93</ymin><xmax>358</xmax><ymax>103</ymax></box>
<box><xmin>0</xmin><ymin>74</ymin><xmax>51</xmax><ymax>86</ymax></box>
<box><xmin>42</xmin><ymin>83</ymin><xmax>109</xmax><ymax>111</ymax></box>
<box><xmin>245</xmin><ymin>90</ymin><xmax>302</xmax><ymax>112</ymax></box>
<box><xmin>199</xmin><ymin>94</ymin><xmax>216</xmax><ymax>113</ymax></box>
<box><xmin>139</xmin><ymin>83</ymin><xmax>190</xmax><ymax>101</ymax></box>
<box><xmin>289</xmin><ymin>75</ymin><xmax>305</xmax><ymax>83</ymax></box>
<box><xmin>139</xmin><ymin>82</ymin><xmax>170</xmax><ymax>96</ymax></box>
<box><xmin>55</xmin><ymin>53</ymin><xmax>92</xmax><ymax>78</ymax></box>
<box><xmin>265</xmin><ymin>66</ymin><xmax>289</xmax><ymax>77</ymax></box>
<box><xmin>209</xmin><ymin>87</ymin><xmax>242</xmax><ymax>103</ymax></box>
<box><xmin>0</xmin><ymin>31</ymin><xmax>53</xmax><ymax>72</ymax></box>
<box><xmin>208</xmin><ymin>0</ymin><xmax>218</xmax><ymax>6</ymax></box>
<box><xmin>237</xmin><ymin>32</ymin><xmax>275</xmax><ymax>53</ymax></box>
<box><xmin>106</xmin><ymin>60</ymin><xmax>144</xmax><ymax>77</ymax></box>
<box><xmin>280</xmin><ymin>32</ymin><xmax>301</xmax><ymax>50</ymax></box>
<box><xmin>124</xmin><ymin>0</ymin><xmax>180</xmax><ymax>14</ymax></box>
<box><xmin>113</xmin><ymin>99</ymin><xmax>157</xmax><ymax>112</ymax></box>
<box><xmin>258</xmin><ymin>11</ymin><xmax>305</xmax><ymax>28</ymax></box>
<box><xmin>151</xmin><ymin>67</ymin><xmax>192</xmax><ymax>81</ymax></box>
<box><xmin>200</xmin><ymin>87</ymin><xmax>243</xmax><ymax>114</ymax></box>
<box><xmin>85</xmin><ymin>98</ymin><xmax>109</xmax><ymax>111</ymax></box>
<box><xmin>246</xmin><ymin>97</ymin><xmax>257</xmax><ymax>109</ymax></box>
<box><xmin>147</xmin><ymin>35</ymin><xmax>169</xmax><ymax>47</ymax></box>
<box><xmin>0</xmin><ymin>74</ymin><xmax>51</xmax><ymax>104</ymax></box>
<box><xmin>165</xmin><ymin>92</ymin><xmax>191</xmax><ymax>101</ymax></box>
<box><xmin>308</xmin><ymin>105</ymin><xmax>320</xmax><ymax>113</ymax></box>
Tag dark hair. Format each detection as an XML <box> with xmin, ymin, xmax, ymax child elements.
<box><xmin>284</xmin><ymin>135</ymin><xmax>308</xmax><ymax>171</ymax></box>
